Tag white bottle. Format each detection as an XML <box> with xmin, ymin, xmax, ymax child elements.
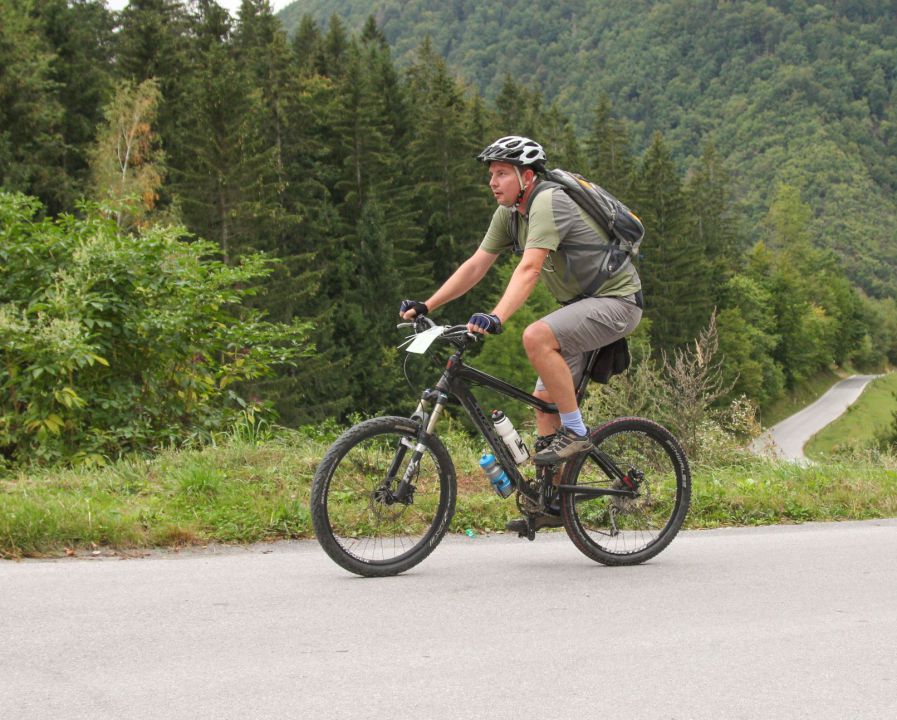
<box><xmin>491</xmin><ymin>410</ymin><xmax>529</xmax><ymax>464</ymax></box>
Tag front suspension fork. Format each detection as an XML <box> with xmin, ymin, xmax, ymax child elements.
<box><xmin>391</xmin><ymin>395</ymin><xmax>447</xmax><ymax>503</ymax></box>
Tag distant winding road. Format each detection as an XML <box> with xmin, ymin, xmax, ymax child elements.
<box><xmin>751</xmin><ymin>374</ymin><xmax>882</xmax><ymax>462</ymax></box>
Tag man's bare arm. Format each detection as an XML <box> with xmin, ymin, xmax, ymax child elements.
<box><xmin>491</xmin><ymin>247</ymin><xmax>548</xmax><ymax>323</ymax></box>
<box><xmin>414</xmin><ymin>249</ymin><xmax>499</xmax><ymax>315</ymax></box>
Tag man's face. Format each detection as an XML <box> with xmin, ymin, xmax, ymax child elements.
<box><xmin>488</xmin><ymin>161</ymin><xmax>523</xmax><ymax>207</ymax></box>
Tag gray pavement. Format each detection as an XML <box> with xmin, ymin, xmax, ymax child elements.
<box><xmin>2</xmin><ymin>519</ymin><xmax>897</xmax><ymax>720</ymax></box>
<box><xmin>752</xmin><ymin>374</ymin><xmax>883</xmax><ymax>462</ymax></box>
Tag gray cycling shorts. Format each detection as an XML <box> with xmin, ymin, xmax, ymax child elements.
<box><xmin>534</xmin><ymin>294</ymin><xmax>642</xmax><ymax>393</ymax></box>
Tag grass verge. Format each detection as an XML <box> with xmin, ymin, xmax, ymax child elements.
<box><xmin>2</xmin><ymin>430</ymin><xmax>896</xmax><ymax>559</ymax></box>
<box><xmin>805</xmin><ymin>372</ymin><xmax>897</xmax><ymax>459</ymax></box>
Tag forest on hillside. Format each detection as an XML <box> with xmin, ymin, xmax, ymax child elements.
<box><xmin>2</xmin><ymin>0</ymin><xmax>896</xmax><ymax>467</ymax></box>
<box><xmin>280</xmin><ymin>0</ymin><xmax>897</xmax><ymax>299</ymax></box>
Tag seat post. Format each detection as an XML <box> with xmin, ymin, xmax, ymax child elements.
<box><xmin>575</xmin><ymin>350</ymin><xmax>600</xmax><ymax>404</ymax></box>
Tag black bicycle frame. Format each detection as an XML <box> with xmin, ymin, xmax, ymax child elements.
<box><xmin>423</xmin><ymin>345</ymin><xmax>633</xmax><ymax>500</ymax></box>
<box><xmin>443</xmin><ymin>363</ymin><xmax>555</xmax><ymax>488</ymax></box>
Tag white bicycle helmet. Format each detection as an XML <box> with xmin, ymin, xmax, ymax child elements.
<box><xmin>476</xmin><ymin>136</ymin><xmax>547</xmax><ymax>170</ymax></box>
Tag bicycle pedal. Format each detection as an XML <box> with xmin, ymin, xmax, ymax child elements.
<box><xmin>507</xmin><ymin>517</ymin><xmax>538</xmax><ymax>540</ymax></box>
<box><xmin>523</xmin><ymin>517</ymin><xmax>537</xmax><ymax>541</ymax></box>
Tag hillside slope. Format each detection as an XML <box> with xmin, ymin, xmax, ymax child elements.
<box><xmin>278</xmin><ymin>0</ymin><xmax>897</xmax><ymax>297</ymax></box>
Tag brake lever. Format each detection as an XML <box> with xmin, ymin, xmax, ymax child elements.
<box><xmin>396</xmin><ymin>316</ymin><xmax>436</xmax><ymax>331</ymax></box>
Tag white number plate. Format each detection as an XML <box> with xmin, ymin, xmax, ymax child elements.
<box><xmin>405</xmin><ymin>325</ymin><xmax>445</xmax><ymax>354</ymax></box>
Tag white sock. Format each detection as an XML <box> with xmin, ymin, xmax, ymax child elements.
<box><xmin>559</xmin><ymin>410</ymin><xmax>587</xmax><ymax>437</ymax></box>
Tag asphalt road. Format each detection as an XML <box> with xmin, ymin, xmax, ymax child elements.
<box><xmin>752</xmin><ymin>374</ymin><xmax>882</xmax><ymax>462</ymax></box>
<box><xmin>3</xmin><ymin>520</ymin><xmax>896</xmax><ymax>720</ymax></box>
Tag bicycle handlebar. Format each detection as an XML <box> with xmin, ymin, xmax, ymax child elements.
<box><xmin>396</xmin><ymin>317</ymin><xmax>480</xmax><ymax>350</ymax></box>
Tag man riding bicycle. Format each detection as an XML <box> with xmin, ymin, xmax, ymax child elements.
<box><xmin>399</xmin><ymin>135</ymin><xmax>642</xmax><ymax>533</ymax></box>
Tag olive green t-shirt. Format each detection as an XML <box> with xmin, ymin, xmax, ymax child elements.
<box><xmin>479</xmin><ymin>186</ymin><xmax>641</xmax><ymax>304</ymax></box>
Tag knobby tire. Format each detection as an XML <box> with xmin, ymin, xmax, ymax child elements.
<box><xmin>560</xmin><ymin>416</ymin><xmax>691</xmax><ymax>565</ymax></box>
<box><xmin>311</xmin><ymin>416</ymin><xmax>456</xmax><ymax>577</ymax></box>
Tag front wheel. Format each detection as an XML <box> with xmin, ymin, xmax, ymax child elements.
<box><xmin>311</xmin><ymin>416</ymin><xmax>456</xmax><ymax>577</ymax></box>
<box><xmin>560</xmin><ymin>417</ymin><xmax>691</xmax><ymax>565</ymax></box>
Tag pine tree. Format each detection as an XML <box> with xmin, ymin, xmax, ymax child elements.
<box><xmin>170</xmin><ymin>1</ymin><xmax>265</xmax><ymax>263</ymax></box>
<box><xmin>317</xmin><ymin>13</ymin><xmax>349</xmax><ymax>77</ymax></box>
<box><xmin>584</xmin><ymin>95</ymin><xmax>636</xmax><ymax>198</ymax></box>
<box><xmin>233</xmin><ymin>0</ymin><xmax>298</xmax><ymax>234</ymax></box>
<box><xmin>115</xmin><ymin>0</ymin><xmax>193</xmax><ymax>210</ymax></box>
<box><xmin>540</xmin><ymin>104</ymin><xmax>583</xmax><ymax>170</ymax></box>
<box><xmin>291</xmin><ymin>14</ymin><xmax>322</xmax><ymax>73</ymax></box>
<box><xmin>307</xmin><ymin>36</ymin><xmax>422</xmax><ymax>417</ymax></box>
<box><xmin>636</xmin><ymin>132</ymin><xmax>712</xmax><ymax>350</ymax></box>
<box><xmin>345</xmin><ymin>200</ymin><xmax>409</xmax><ymax>411</ymax></box>
<box><xmin>114</xmin><ymin>0</ymin><xmax>189</xmax><ymax>84</ymax></box>
<box><xmin>407</xmin><ymin>41</ymin><xmax>486</xmax><ymax>283</ymax></box>
<box><xmin>494</xmin><ymin>74</ymin><xmax>541</xmax><ymax>139</ymax></box>
<box><xmin>33</xmin><ymin>0</ymin><xmax>115</xmax><ymax>208</ymax></box>
<box><xmin>684</xmin><ymin>142</ymin><xmax>742</xmax><ymax>305</ymax></box>
<box><xmin>0</xmin><ymin>0</ymin><xmax>66</xmax><ymax>210</ymax></box>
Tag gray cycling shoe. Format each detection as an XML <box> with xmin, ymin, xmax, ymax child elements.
<box><xmin>533</xmin><ymin>426</ymin><xmax>592</xmax><ymax>464</ymax></box>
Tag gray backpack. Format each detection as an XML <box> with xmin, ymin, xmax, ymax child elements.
<box><xmin>509</xmin><ymin>168</ymin><xmax>644</xmax><ymax>298</ymax></box>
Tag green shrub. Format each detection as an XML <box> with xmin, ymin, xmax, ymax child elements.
<box><xmin>0</xmin><ymin>192</ymin><xmax>312</xmax><ymax>468</ymax></box>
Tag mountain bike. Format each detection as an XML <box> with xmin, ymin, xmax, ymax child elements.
<box><xmin>310</xmin><ymin>317</ymin><xmax>691</xmax><ymax>577</ymax></box>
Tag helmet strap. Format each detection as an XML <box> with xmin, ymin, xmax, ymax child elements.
<box><xmin>513</xmin><ymin>166</ymin><xmax>527</xmax><ymax>206</ymax></box>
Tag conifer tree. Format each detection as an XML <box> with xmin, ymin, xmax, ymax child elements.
<box><xmin>171</xmin><ymin>1</ymin><xmax>265</xmax><ymax>263</ymax></box>
<box><xmin>318</xmin><ymin>13</ymin><xmax>349</xmax><ymax>77</ymax></box>
<box><xmin>685</xmin><ymin>142</ymin><xmax>742</xmax><ymax>305</ymax></box>
<box><xmin>235</xmin><ymin>2</ymin><xmax>292</xmax><ymax>169</ymax></box>
<box><xmin>291</xmin><ymin>14</ymin><xmax>322</xmax><ymax>73</ymax></box>
<box><xmin>0</xmin><ymin>0</ymin><xmax>66</xmax><ymax>210</ymax></box>
<box><xmin>494</xmin><ymin>74</ymin><xmax>540</xmax><ymax>139</ymax></box>
<box><xmin>407</xmin><ymin>41</ymin><xmax>487</xmax><ymax>282</ymax></box>
<box><xmin>309</xmin><ymin>36</ymin><xmax>423</xmax><ymax>416</ymax></box>
<box><xmin>114</xmin><ymin>0</ymin><xmax>189</xmax><ymax>83</ymax></box>
<box><xmin>584</xmin><ymin>95</ymin><xmax>636</xmax><ymax>198</ymax></box>
<box><xmin>115</xmin><ymin>0</ymin><xmax>193</xmax><ymax>209</ymax></box>
<box><xmin>636</xmin><ymin>132</ymin><xmax>712</xmax><ymax>350</ymax></box>
<box><xmin>467</xmin><ymin>93</ymin><xmax>494</xmax><ymax>150</ymax></box>
<box><xmin>540</xmin><ymin>104</ymin><xmax>583</xmax><ymax>170</ymax></box>
<box><xmin>33</xmin><ymin>0</ymin><xmax>115</xmax><ymax>208</ymax></box>
<box><xmin>233</xmin><ymin>0</ymin><xmax>298</xmax><ymax>233</ymax></box>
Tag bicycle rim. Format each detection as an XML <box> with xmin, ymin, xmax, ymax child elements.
<box><xmin>561</xmin><ymin>417</ymin><xmax>690</xmax><ymax>565</ymax></box>
<box><xmin>312</xmin><ymin>417</ymin><xmax>455</xmax><ymax>576</ymax></box>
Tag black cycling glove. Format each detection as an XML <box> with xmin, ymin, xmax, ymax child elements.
<box><xmin>399</xmin><ymin>299</ymin><xmax>429</xmax><ymax>317</ymax></box>
<box><xmin>467</xmin><ymin>312</ymin><xmax>503</xmax><ymax>334</ymax></box>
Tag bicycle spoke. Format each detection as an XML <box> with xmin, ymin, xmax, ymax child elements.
<box><xmin>562</xmin><ymin>417</ymin><xmax>690</xmax><ymax>565</ymax></box>
<box><xmin>314</xmin><ymin>418</ymin><xmax>453</xmax><ymax>572</ymax></box>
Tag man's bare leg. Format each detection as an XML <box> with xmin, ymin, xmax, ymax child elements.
<box><xmin>523</xmin><ymin>320</ymin><xmax>591</xmax><ymax>463</ymax></box>
<box><xmin>523</xmin><ymin>321</ymin><xmax>579</xmax><ymax>416</ymax></box>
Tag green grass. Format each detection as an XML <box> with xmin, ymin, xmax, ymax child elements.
<box><xmin>2</xmin><ymin>428</ymin><xmax>896</xmax><ymax>559</ymax></box>
<box><xmin>805</xmin><ymin>372</ymin><xmax>897</xmax><ymax>459</ymax></box>
<box><xmin>0</xmin><ymin>434</ymin><xmax>325</xmax><ymax>558</ymax></box>
<box><xmin>691</xmin><ymin>457</ymin><xmax>897</xmax><ymax>525</ymax></box>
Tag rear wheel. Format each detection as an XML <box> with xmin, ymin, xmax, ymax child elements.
<box><xmin>311</xmin><ymin>416</ymin><xmax>456</xmax><ymax>577</ymax></box>
<box><xmin>560</xmin><ymin>417</ymin><xmax>690</xmax><ymax>565</ymax></box>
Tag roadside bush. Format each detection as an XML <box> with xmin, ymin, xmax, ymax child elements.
<box><xmin>585</xmin><ymin>312</ymin><xmax>760</xmax><ymax>464</ymax></box>
<box><xmin>0</xmin><ymin>192</ymin><xmax>312</xmax><ymax>468</ymax></box>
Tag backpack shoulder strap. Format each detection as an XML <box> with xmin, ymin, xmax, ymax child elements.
<box><xmin>521</xmin><ymin>179</ymin><xmax>561</xmax><ymax>222</ymax></box>
<box><xmin>508</xmin><ymin>180</ymin><xmax>560</xmax><ymax>254</ymax></box>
